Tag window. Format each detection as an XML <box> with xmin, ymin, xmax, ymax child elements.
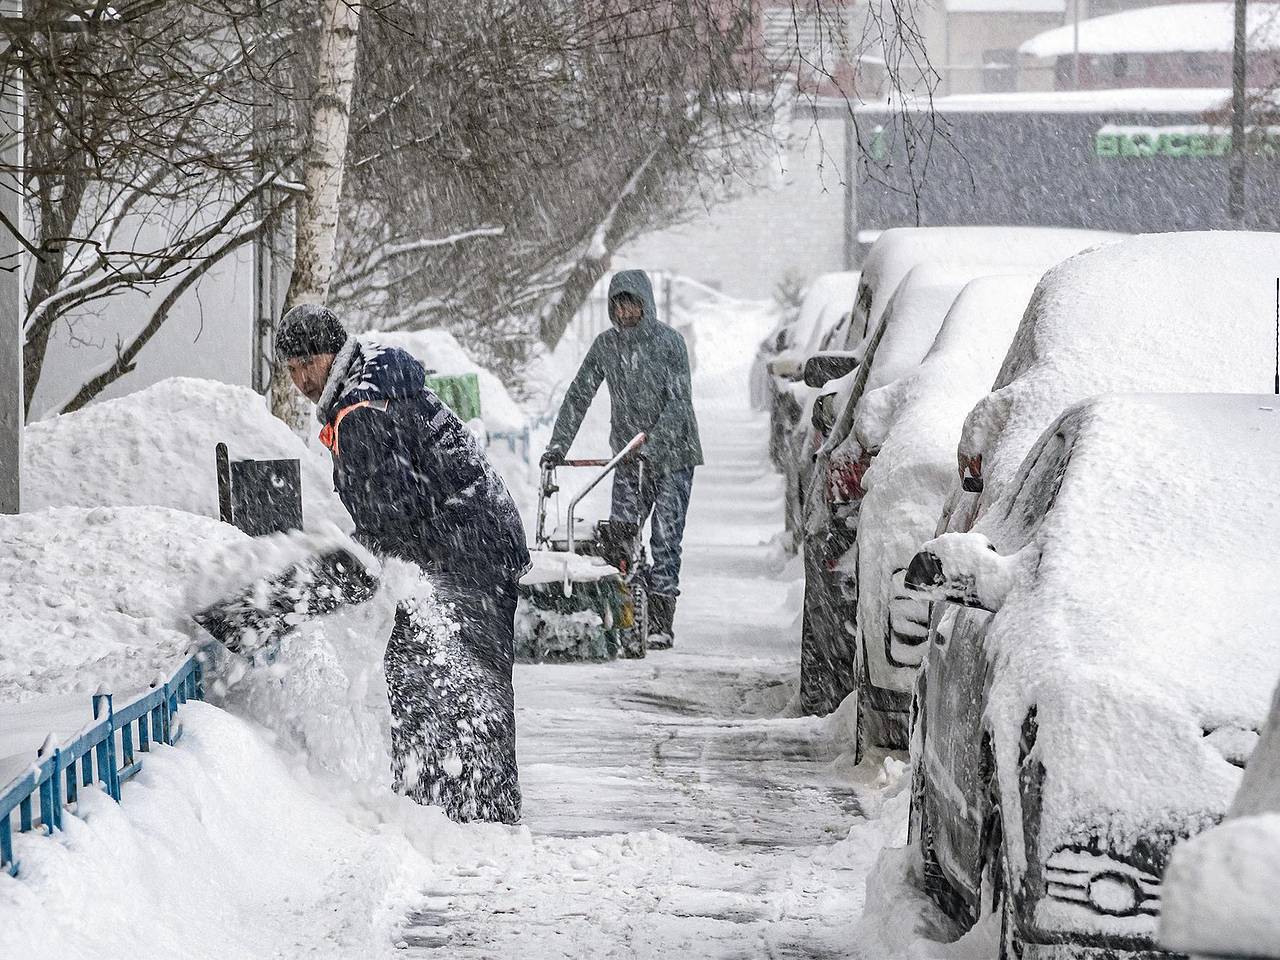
<box><xmin>983</xmin><ymin>49</ymin><xmax>1017</xmax><ymax>94</ymax></box>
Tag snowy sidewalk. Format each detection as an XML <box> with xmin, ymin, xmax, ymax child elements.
<box><xmin>392</xmin><ymin>304</ymin><xmax>892</xmax><ymax>958</ymax></box>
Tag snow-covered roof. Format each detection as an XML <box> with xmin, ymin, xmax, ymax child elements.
<box><xmin>947</xmin><ymin>0</ymin><xmax>1063</xmax><ymax>12</ymax></box>
<box><xmin>960</xmin><ymin>231</ymin><xmax>1280</xmax><ymax>504</ymax></box>
<box><xmin>860</xmin><ymin>87</ymin><xmax>1233</xmax><ymax>114</ymax></box>
<box><xmin>853</xmin><ymin>274</ymin><xmax>1040</xmax><ymax>693</ymax></box>
<box><xmin>1021</xmin><ymin>2</ymin><xmax>1280</xmax><ymax>58</ymax></box>
<box><xmin>973</xmin><ymin>393</ymin><xmax>1280</xmax><ymax>873</ymax></box>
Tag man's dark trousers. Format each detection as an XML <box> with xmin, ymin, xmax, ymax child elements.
<box><xmin>611</xmin><ymin>463</ymin><xmax>695</xmax><ymax>599</ymax></box>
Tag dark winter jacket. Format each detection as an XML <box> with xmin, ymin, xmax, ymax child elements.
<box><xmin>550</xmin><ymin>270</ymin><xmax>703</xmax><ymax>473</ymax></box>
<box><xmin>318</xmin><ymin>339</ymin><xmax>530</xmax><ymax>578</ymax></box>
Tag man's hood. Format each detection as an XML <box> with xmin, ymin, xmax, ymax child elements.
<box><xmin>318</xmin><ymin>338</ymin><xmax>425</xmax><ymax>422</ymax></box>
<box><xmin>609</xmin><ymin>269</ymin><xmax>659</xmax><ymax>335</ymax></box>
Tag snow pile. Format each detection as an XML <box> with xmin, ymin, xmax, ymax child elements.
<box><xmin>967</xmin><ymin>395</ymin><xmax>1280</xmax><ymax>918</ymax></box>
<box><xmin>0</xmin><ymin>506</ymin><xmax>246</xmax><ymax>706</ymax></box>
<box><xmin>0</xmin><ymin>702</ymin><xmax>489</xmax><ymax>960</ymax></box>
<box><xmin>1021</xmin><ymin>2</ymin><xmax>1280</xmax><ymax>58</ymax></box>
<box><xmin>23</xmin><ymin>377</ymin><xmax>350</xmax><ymax>530</ymax></box>
<box><xmin>960</xmin><ymin>231</ymin><xmax>1280</xmax><ymax>507</ymax></box>
<box><xmin>852</xmin><ymin>275</ymin><xmax>1039</xmax><ymax>693</ymax></box>
<box><xmin>1161</xmin><ymin>675</ymin><xmax>1280</xmax><ymax>955</ymax></box>
<box><xmin>373</xmin><ymin>329</ymin><xmax>526</xmax><ymax>435</ymax></box>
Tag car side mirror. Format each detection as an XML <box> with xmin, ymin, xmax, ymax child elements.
<box><xmin>904</xmin><ymin>532</ymin><xmax>1013</xmax><ymax>613</ymax></box>
<box><xmin>812</xmin><ymin>392</ymin><xmax>837</xmax><ymax>434</ymax></box>
<box><xmin>768</xmin><ymin>357</ymin><xmax>804</xmax><ymax>381</ymax></box>
<box><xmin>803</xmin><ymin>352</ymin><xmax>860</xmax><ymax>388</ymax></box>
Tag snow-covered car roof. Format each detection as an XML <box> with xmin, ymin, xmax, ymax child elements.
<box><xmin>961</xmin><ymin>230</ymin><xmax>1280</xmax><ymax>506</ymax></box>
<box><xmin>1162</xmin><ymin>674</ymin><xmax>1280</xmax><ymax>958</ymax></box>
<box><xmin>819</xmin><ymin>265</ymin><xmax>973</xmax><ymax>458</ymax></box>
<box><xmin>974</xmin><ymin>393</ymin><xmax>1280</xmax><ymax>863</ymax></box>
<box><xmin>857</xmin><ymin>226</ymin><xmax>1117</xmax><ymax>336</ymax></box>
<box><xmin>790</xmin><ymin>271</ymin><xmax>859</xmax><ymax>357</ymax></box>
<box><xmin>853</xmin><ymin>275</ymin><xmax>1040</xmax><ymax>689</ymax></box>
<box><xmin>1021</xmin><ymin>2</ymin><xmax>1280</xmax><ymax>58</ymax></box>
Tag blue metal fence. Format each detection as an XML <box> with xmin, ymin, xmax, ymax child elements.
<box><xmin>0</xmin><ymin>647</ymin><xmax>209</xmax><ymax>877</ymax></box>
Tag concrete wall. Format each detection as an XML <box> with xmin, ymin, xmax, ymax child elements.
<box><xmin>618</xmin><ymin>113</ymin><xmax>851</xmax><ymax>301</ymax></box>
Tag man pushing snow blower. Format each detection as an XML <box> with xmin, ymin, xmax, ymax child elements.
<box><xmin>542</xmin><ymin>269</ymin><xmax>702</xmax><ymax>649</ymax></box>
<box><xmin>275</xmin><ymin>304</ymin><xmax>530</xmax><ymax>824</ymax></box>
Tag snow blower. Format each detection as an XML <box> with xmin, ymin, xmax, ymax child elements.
<box><xmin>516</xmin><ymin>432</ymin><xmax>650</xmax><ymax>663</ymax></box>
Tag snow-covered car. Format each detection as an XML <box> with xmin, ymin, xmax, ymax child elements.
<box><xmin>798</xmin><ymin>264</ymin><xmax>971</xmax><ymax>719</ymax></box>
<box><xmin>796</xmin><ymin>228</ymin><xmax>1118</xmax><ymax>722</ymax></box>
<box><xmin>849</xmin><ymin>275</ymin><xmax>1040</xmax><ymax>751</ymax></box>
<box><xmin>1161</xmin><ymin>674</ymin><xmax>1280</xmax><ymax>960</ymax></box>
<box><xmin>802</xmin><ymin>227</ymin><xmax>1118</xmax><ymax>382</ymax></box>
<box><xmin>944</xmin><ymin>231</ymin><xmax>1280</xmax><ymax>535</ymax></box>
<box><xmin>905</xmin><ymin>393</ymin><xmax>1280</xmax><ymax>960</ymax></box>
<box><xmin>762</xmin><ymin>272</ymin><xmax>859</xmax><ymax>472</ymax></box>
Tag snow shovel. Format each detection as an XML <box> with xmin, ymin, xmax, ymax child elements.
<box><xmin>518</xmin><ymin>433</ymin><xmax>650</xmax><ymax>663</ymax></box>
<box><xmin>193</xmin><ymin>547</ymin><xmax>378</xmax><ymax>657</ymax></box>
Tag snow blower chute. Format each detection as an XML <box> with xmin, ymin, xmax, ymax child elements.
<box><xmin>516</xmin><ymin>432</ymin><xmax>650</xmax><ymax>663</ymax></box>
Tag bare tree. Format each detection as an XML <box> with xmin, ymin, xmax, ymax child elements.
<box><xmin>3</xmin><ymin>0</ymin><xmax>306</xmax><ymax>415</ymax></box>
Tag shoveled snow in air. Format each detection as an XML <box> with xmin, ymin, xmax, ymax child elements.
<box><xmin>0</xmin><ymin>285</ymin><xmax>971</xmax><ymax>960</ymax></box>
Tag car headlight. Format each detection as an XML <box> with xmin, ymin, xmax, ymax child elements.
<box><xmin>1045</xmin><ymin>848</ymin><xmax>1161</xmax><ymax>919</ymax></box>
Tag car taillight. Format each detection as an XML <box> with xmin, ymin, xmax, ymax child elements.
<box><xmin>829</xmin><ymin>451</ymin><xmax>873</xmax><ymax>503</ymax></box>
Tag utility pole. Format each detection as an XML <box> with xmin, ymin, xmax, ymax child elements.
<box><xmin>1072</xmin><ymin>0</ymin><xmax>1082</xmax><ymax>89</ymax></box>
<box><xmin>0</xmin><ymin>0</ymin><xmax>22</xmax><ymax>514</ymax></box>
<box><xmin>1229</xmin><ymin>0</ymin><xmax>1248</xmax><ymax>222</ymax></box>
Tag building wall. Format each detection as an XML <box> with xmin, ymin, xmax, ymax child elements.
<box><xmin>618</xmin><ymin>112</ymin><xmax>851</xmax><ymax>300</ymax></box>
<box><xmin>946</xmin><ymin>11</ymin><xmax>1066</xmax><ymax>94</ymax></box>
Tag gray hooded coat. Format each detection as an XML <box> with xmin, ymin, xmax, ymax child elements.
<box><xmin>550</xmin><ymin>270</ymin><xmax>703</xmax><ymax>472</ymax></box>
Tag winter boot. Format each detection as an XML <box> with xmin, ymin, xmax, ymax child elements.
<box><xmin>647</xmin><ymin>593</ymin><xmax>677</xmax><ymax>650</ymax></box>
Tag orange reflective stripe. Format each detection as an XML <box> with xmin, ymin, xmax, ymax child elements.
<box><xmin>319</xmin><ymin>399</ymin><xmax>389</xmax><ymax>456</ymax></box>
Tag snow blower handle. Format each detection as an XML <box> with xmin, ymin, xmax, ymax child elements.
<box><xmin>565</xmin><ymin>432</ymin><xmax>646</xmax><ymax>557</ymax></box>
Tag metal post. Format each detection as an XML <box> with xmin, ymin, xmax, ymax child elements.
<box><xmin>1072</xmin><ymin>0</ymin><xmax>1082</xmax><ymax>89</ymax></box>
<box><xmin>1229</xmin><ymin>0</ymin><xmax>1249</xmax><ymax>222</ymax></box>
<box><xmin>0</xmin><ymin>1</ymin><xmax>22</xmax><ymax>515</ymax></box>
<box><xmin>843</xmin><ymin>110</ymin><xmax>856</xmax><ymax>269</ymax></box>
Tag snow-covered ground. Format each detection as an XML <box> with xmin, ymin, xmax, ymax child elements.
<box><xmin>0</xmin><ymin>291</ymin><xmax>970</xmax><ymax>960</ymax></box>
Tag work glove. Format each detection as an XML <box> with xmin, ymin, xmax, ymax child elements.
<box><xmin>540</xmin><ymin>445</ymin><xmax>564</xmax><ymax>468</ymax></box>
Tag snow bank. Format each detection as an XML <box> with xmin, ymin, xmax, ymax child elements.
<box><xmin>960</xmin><ymin>231</ymin><xmax>1280</xmax><ymax>507</ymax></box>
<box><xmin>1161</xmin><ymin>814</ymin><xmax>1280</xmax><ymax>954</ymax></box>
<box><xmin>24</xmin><ymin>377</ymin><xmax>350</xmax><ymax>531</ymax></box>
<box><xmin>853</xmin><ymin>276</ymin><xmax>1038</xmax><ymax>693</ymax></box>
<box><xmin>0</xmin><ymin>702</ymin><xmax>495</xmax><ymax>960</ymax></box>
<box><xmin>1021</xmin><ymin>2</ymin><xmax>1280</xmax><ymax>58</ymax></box>
<box><xmin>373</xmin><ymin>329</ymin><xmax>526</xmax><ymax>435</ymax></box>
<box><xmin>0</xmin><ymin>506</ymin><xmax>245</xmax><ymax>706</ymax></box>
<box><xmin>1161</xmin><ymin>674</ymin><xmax>1280</xmax><ymax>955</ymax></box>
<box><xmin>969</xmin><ymin>395</ymin><xmax>1280</xmax><ymax>903</ymax></box>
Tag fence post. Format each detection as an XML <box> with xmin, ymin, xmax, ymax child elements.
<box><xmin>92</xmin><ymin>692</ymin><xmax>121</xmax><ymax>802</ymax></box>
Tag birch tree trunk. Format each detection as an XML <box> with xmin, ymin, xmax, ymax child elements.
<box><xmin>271</xmin><ymin>0</ymin><xmax>363</xmax><ymax>425</ymax></box>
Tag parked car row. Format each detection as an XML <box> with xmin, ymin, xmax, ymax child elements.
<box><xmin>773</xmin><ymin>227</ymin><xmax>1280</xmax><ymax>959</ymax></box>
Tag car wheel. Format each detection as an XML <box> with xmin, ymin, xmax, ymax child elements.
<box><xmin>978</xmin><ymin>788</ymin><xmax>1022</xmax><ymax>960</ymax></box>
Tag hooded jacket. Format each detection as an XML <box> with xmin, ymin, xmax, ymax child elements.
<box><xmin>318</xmin><ymin>338</ymin><xmax>530</xmax><ymax>578</ymax></box>
<box><xmin>550</xmin><ymin>270</ymin><xmax>703</xmax><ymax>472</ymax></box>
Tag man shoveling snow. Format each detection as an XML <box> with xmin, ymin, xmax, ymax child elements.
<box><xmin>276</xmin><ymin>303</ymin><xmax>531</xmax><ymax>824</ymax></box>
